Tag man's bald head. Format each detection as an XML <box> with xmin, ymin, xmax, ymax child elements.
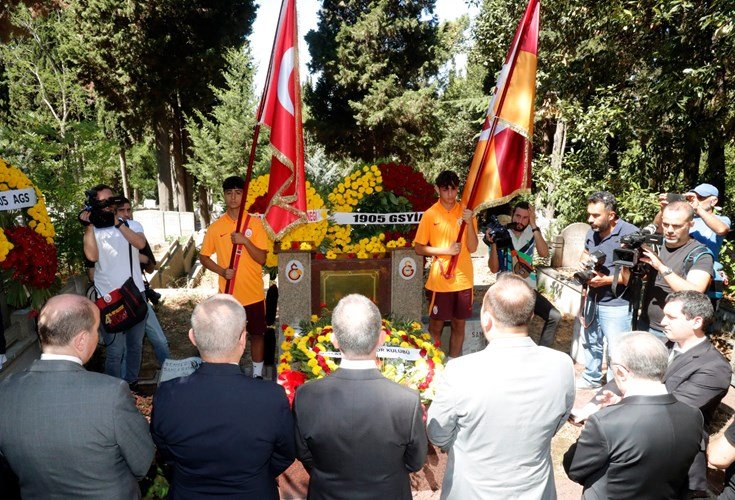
<box><xmin>482</xmin><ymin>273</ymin><xmax>536</xmax><ymax>329</ymax></box>
<box><xmin>38</xmin><ymin>295</ymin><xmax>99</xmax><ymax>348</ymax></box>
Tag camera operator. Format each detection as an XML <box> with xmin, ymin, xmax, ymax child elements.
<box><xmin>116</xmin><ymin>198</ymin><xmax>170</xmax><ymax>371</ymax></box>
<box><xmin>577</xmin><ymin>191</ymin><xmax>639</xmax><ymax>389</ymax></box>
<box><xmin>486</xmin><ymin>202</ymin><xmax>561</xmax><ymax>347</ymax></box>
<box><xmin>81</xmin><ymin>184</ymin><xmax>147</xmax><ymax>385</ymax></box>
<box><xmin>638</xmin><ymin>201</ymin><xmax>714</xmax><ymax>337</ymax></box>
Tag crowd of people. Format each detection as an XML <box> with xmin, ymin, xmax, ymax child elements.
<box><xmin>0</xmin><ymin>172</ymin><xmax>733</xmax><ymax>499</ymax></box>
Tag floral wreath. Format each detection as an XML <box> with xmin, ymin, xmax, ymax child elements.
<box><xmin>0</xmin><ymin>158</ymin><xmax>58</xmax><ymax>309</ymax></box>
<box><xmin>277</xmin><ymin>316</ymin><xmax>445</xmax><ymax>405</ymax></box>
<box><xmin>325</xmin><ymin>163</ymin><xmax>434</xmax><ymax>258</ymax></box>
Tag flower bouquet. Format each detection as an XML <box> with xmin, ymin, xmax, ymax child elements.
<box><xmin>277</xmin><ymin>315</ymin><xmax>445</xmax><ymax>405</ymax></box>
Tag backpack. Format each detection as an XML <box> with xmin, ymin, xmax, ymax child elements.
<box><xmin>683</xmin><ymin>245</ymin><xmax>722</xmax><ymax>300</ymax></box>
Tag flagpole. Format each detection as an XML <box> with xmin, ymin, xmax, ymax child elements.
<box><xmin>444</xmin><ymin>0</ymin><xmax>539</xmax><ymax>279</ymax></box>
<box><xmin>225</xmin><ymin>0</ymin><xmax>288</xmax><ymax>294</ymax></box>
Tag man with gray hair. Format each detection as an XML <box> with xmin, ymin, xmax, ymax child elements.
<box><xmin>427</xmin><ymin>273</ymin><xmax>574</xmax><ymax>499</ymax></box>
<box><xmin>564</xmin><ymin>331</ymin><xmax>704</xmax><ymax>498</ymax></box>
<box><xmin>151</xmin><ymin>294</ymin><xmax>294</xmax><ymax>499</ymax></box>
<box><xmin>294</xmin><ymin>294</ymin><xmax>427</xmax><ymax>499</ymax></box>
<box><xmin>0</xmin><ymin>294</ymin><xmax>154</xmax><ymax>499</ymax></box>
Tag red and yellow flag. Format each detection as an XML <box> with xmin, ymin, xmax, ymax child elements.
<box><xmin>462</xmin><ymin>0</ymin><xmax>539</xmax><ymax>212</ymax></box>
<box><xmin>259</xmin><ymin>0</ymin><xmax>307</xmax><ymax>240</ymax></box>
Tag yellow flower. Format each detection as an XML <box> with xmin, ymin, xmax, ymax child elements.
<box><xmin>310</xmin><ymin>314</ymin><xmax>319</xmax><ymax>322</ymax></box>
<box><xmin>307</xmin><ymin>358</ymin><xmax>318</xmax><ymax>368</ymax></box>
<box><xmin>311</xmin><ymin>366</ymin><xmax>321</xmax><ymax>376</ymax></box>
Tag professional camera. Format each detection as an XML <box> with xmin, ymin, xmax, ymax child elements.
<box><xmin>574</xmin><ymin>250</ymin><xmax>606</xmax><ymax>286</ymax></box>
<box><xmin>665</xmin><ymin>193</ymin><xmax>688</xmax><ymax>204</ymax></box>
<box><xmin>483</xmin><ymin>215</ymin><xmax>513</xmax><ymax>249</ymax></box>
<box><xmin>612</xmin><ymin>224</ymin><xmax>664</xmax><ymax>268</ymax></box>
<box><xmin>79</xmin><ymin>189</ymin><xmax>126</xmax><ymax>228</ymax></box>
<box><xmin>144</xmin><ymin>283</ymin><xmax>161</xmax><ymax>306</ymax></box>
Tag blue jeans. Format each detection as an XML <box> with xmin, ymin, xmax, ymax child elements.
<box><xmin>102</xmin><ymin>312</ymin><xmax>147</xmax><ymax>383</ymax></box>
<box><xmin>144</xmin><ymin>303</ymin><xmax>169</xmax><ymax>364</ymax></box>
<box><xmin>581</xmin><ymin>302</ymin><xmax>633</xmax><ymax>385</ymax></box>
<box><xmin>121</xmin><ymin>303</ymin><xmax>170</xmax><ymax>380</ymax></box>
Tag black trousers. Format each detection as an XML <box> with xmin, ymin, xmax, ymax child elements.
<box><xmin>534</xmin><ymin>290</ymin><xmax>561</xmax><ymax>347</ymax></box>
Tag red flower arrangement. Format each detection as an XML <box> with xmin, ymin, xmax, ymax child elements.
<box><xmin>0</xmin><ymin>226</ymin><xmax>58</xmax><ymax>309</ymax></box>
<box><xmin>379</xmin><ymin>162</ymin><xmax>435</xmax><ymax>212</ymax></box>
<box><xmin>1</xmin><ymin>226</ymin><xmax>57</xmax><ymax>288</ymax></box>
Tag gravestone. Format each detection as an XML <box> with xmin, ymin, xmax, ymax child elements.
<box><xmin>550</xmin><ymin>222</ymin><xmax>590</xmax><ymax>268</ymax></box>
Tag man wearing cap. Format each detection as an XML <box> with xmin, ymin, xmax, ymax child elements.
<box><xmin>686</xmin><ymin>183</ymin><xmax>730</xmax><ymax>260</ymax></box>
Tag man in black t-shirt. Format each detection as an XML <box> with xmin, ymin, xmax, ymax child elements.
<box><xmin>638</xmin><ymin>201</ymin><xmax>714</xmax><ymax>337</ymax></box>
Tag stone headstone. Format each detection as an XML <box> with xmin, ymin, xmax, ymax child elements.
<box><xmin>552</xmin><ymin>222</ymin><xmax>590</xmax><ymax>268</ymax></box>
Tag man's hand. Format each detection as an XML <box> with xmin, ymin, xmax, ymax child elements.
<box><xmin>448</xmin><ymin>242</ymin><xmax>461</xmax><ymax>256</ymax></box>
<box><xmin>79</xmin><ymin>210</ymin><xmax>92</xmax><ymax>224</ymax></box>
<box><xmin>231</xmin><ymin>232</ymin><xmax>247</xmax><ymax>245</ymax></box>
<box><xmin>639</xmin><ymin>244</ymin><xmax>664</xmax><ymax>272</ymax></box>
<box><xmin>222</xmin><ymin>268</ymin><xmax>235</xmax><ymax>280</ymax></box>
<box><xmin>596</xmin><ymin>390</ymin><xmax>622</xmax><ymax>408</ymax></box>
<box><xmin>658</xmin><ymin>193</ymin><xmax>669</xmax><ymax>210</ymax></box>
<box><xmin>587</xmin><ymin>273</ymin><xmax>611</xmax><ymax>288</ymax></box>
<box><xmin>484</xmin><ymin>228</ymin><xmax>495</xmax><ymax>245</ymax></box>
<box><xmin>461</xmin><ymin>208</ymin><xmax>473</xmax><ymax>224</ymax></box>
<box><xmin>529</xmin><ymin>206</ymin><xmax>537</xmax><ymax>227</ymax></box>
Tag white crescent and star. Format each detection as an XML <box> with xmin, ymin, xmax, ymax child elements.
<box><xmin>277</xmin><ymin>47</ymin><xmax>295</xmax><ymax>116</ymax></box>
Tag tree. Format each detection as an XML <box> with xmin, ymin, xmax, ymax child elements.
<box><xmin>305</xmin><ymin>0</ymin><xmax>443</xmax><ymax>163</ymax></box>
<box><xmin>66</xmin><ymin>0</ymin><xmax>258</xmax><ymax>212</ymax></box>
<box><xmin>185</xmin><ymin>46</ymin><xmax>265</xmax><ymax>226</ymax></box>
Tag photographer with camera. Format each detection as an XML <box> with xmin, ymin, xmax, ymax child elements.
<box><xmin>486</xmin><ymin>202</ymin><xmax>561</xmax><ymax>347</ymax></box>
<box><xmin>655</xmin><ymin>184</ymin><xmax>729</xmax><ymax>307</ymax></box>
<box><xmin>116</xmin><ymin>198</ymin><xmax>170</xmax><ymax>369</ymax></box>
<box><xmin>638</xmin><ymin>201</ymin><xmax>714</xmax><ymax>337</ymax></box>
<box><xmin>577</xmin><ymin>191</ymin><xmax>639</xmax><ymax>389</ymax></box>
<box><xmin>81</xmin><ymin>184</ymin><xmax>147</xmax><ymax>384</ymax></box>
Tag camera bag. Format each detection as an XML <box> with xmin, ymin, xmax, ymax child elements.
<box><xmin>94</xmin><ymin>234</ymin><xmax>147</xmax><ymax>333</ymax></box>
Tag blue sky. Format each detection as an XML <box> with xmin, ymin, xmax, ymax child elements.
<box><xmin>249</xmin><ymin>0</ymin><xmax>477</xmax><ymax>92</ymax></box>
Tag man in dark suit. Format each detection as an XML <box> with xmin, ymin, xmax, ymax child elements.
<box><xmin>151</xmin><ymin>294</ymin><xmax>295</xmax><ymax>499</ymax></box>
<box><xmin>0</xmin><ymin>294</ymin><xmax>154</xmax><ymax>499</ymax></box>
<box><xmin>294</xmin><ymin>294</ymin><xmax>428</xmax><ymax>500</ymax></box>
<box><xmin>564</xmin><ymin>331</ymin><xmax>704</xmax><ymax>499</ymax></box>
<box><xmin>660</xmin><ymin>290</ymin><xmax>731</xmax><ymax>495</ymax></box>
<box><xmin>572</xmin><ymin>290</ymin><xmax>731</xmax><ymax>495</ymax></box>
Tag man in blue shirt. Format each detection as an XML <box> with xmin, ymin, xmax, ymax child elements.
<box><xmin>578</xmin><ymin>191</ymin><xmax>638</xmax><ymax>389</ymax></box>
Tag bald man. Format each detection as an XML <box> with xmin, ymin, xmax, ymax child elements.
<box><xmin>0</xmin><ymin>294</ymin><xmax>154</xmax><ymax>499</ymax></box>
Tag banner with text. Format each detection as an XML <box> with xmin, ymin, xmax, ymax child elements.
<box><xmin>319</xmin><ymin>346</ymin><xmax>421</xmax><ymax>360</ymax></box>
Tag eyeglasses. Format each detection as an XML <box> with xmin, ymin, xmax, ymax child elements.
<box><xmin>610</xmin><ymin>363</ymin><xmax>629</xmax><ymax>373</ymax></box>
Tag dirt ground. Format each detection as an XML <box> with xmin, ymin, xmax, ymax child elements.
<box><xmin>134</xmin><ymin>263</ymin><xmax>734</xmax><ymax>499</ymax></box>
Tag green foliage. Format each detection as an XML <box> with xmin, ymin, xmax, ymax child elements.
<box><xmin>305</xmin><ymin>0</ymin><xmax>443</xmax><ymax>163</ymax></box>
<box><xmin>184</xmin><ymin>46</ymin><xmax>264</xmax><ymax>206</ymax></box>
<box><xmin>721</xmin><ymin>240</ymin><xmax>735</xmax><ymax>298</ymax></box>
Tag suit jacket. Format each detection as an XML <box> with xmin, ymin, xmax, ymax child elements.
<box><xmin>0</xmin><ymin>360</ymin><xmax>154</xmax><ymax>499</ymax></box>
<box><xmin>294</xmin><ymin>367</ymin><xmax>427</xmax><ymax>500</ymax></box>
<box><xmin>151</xmin><ymin>362</ymin><xmax>295</xmax><ymax>499</ymax></box>
<box><xmin>427</xmin><ymin>336</ymin><xmax>575</xmax><ymax>500</ymax></box>
<box><xmin>564</xmin><ymin>394</ymin><xmax>704</xmax><ymax>499</ymax></box>
<box><xmin>665</xmin><ymin>338</ymin><xmax>731</xmax><ymax>491</ymax></box>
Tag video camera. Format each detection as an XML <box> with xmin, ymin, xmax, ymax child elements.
<box><xmin>79</xmin><ymin>189</ymin><xmax>126</xmax><ymax>228</ymax></box>
<box><xmin>483</xmin><ymin>215</ymin><xmax>513</xmax><ymax>249</ymax></box>
<box><xmin>574</xmin><ymin>250</ymin><xmax>606</xmax><ymax>286</ymax></box>
<box><xmin>612</xmin><ymin>224</ymin><xmax>664</xmax><ymax>268</ymax></box>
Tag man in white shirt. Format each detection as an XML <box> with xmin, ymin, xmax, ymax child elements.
<box><xmin>82</xmin><ymin>184</ymin><xmax>148</xmax><ymax>384</ymax></box>
<box><xmin>0</xmin><ymin>294</ymin><xmax>153</xmax><ymax>499</ymax></box>
<box><xmin>427</xmin><ymin>273</ymin><xmax>575</xmax><ymax>499</ymax></box>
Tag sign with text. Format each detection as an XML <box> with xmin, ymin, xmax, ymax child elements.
<box><xmin>0</xmin><ymin>188</ymin><xmax>37</xmax><ymax>211</ymax></box>
<box><xmin>159</xmin><ymin>357</ymin><xmax>202</xmax><ymax>384</ymax></box>
<box><xmin>319</xmin><ymin>346</ymin><xmax>421</xmax><ymax>361</ymax></box>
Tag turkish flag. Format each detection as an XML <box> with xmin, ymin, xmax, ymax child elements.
<box><xmin>260</xmin><ymin>0</ymin><xmax>307</xmax><ymax>240</ymax></box>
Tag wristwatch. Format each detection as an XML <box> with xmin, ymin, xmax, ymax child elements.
<box><xmin>660</xmin><ymin>266</ymin><xmax>674</xmax><ymax>277</ymax></box>
<box><xmin>531</xmin><ymin>227</ymin><xmax>540</xmax><ymax>233</ymax></box>
<box><xmin>115</xmin><ymin>218</ymin><xmax>125</xmax><ymax>229</ymax></box>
